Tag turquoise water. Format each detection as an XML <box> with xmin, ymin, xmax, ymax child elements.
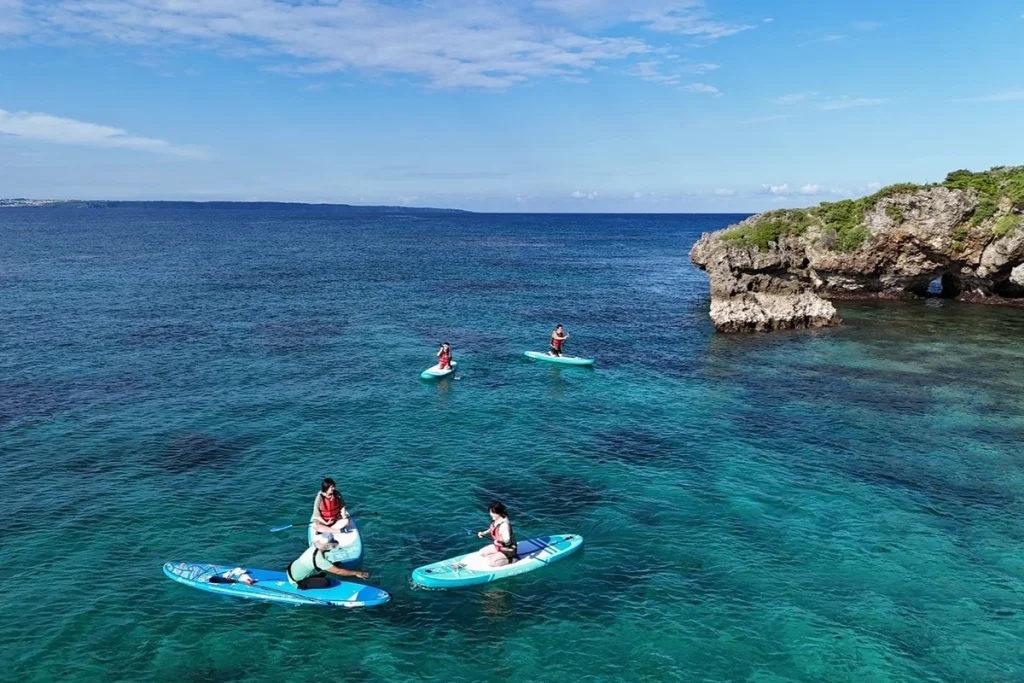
<box><xmin>1</xmin><ymin>208</ymin><xmax>1022</xmax><ymax>682</ymax></box>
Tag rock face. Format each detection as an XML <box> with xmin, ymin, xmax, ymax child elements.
<box><xmin>690</xmin><ymin>168</ymin><xmax>1024</xmax><ymax>332</ymax></box>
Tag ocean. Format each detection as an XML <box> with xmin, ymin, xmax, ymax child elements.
<box><xmin>1</xmin><ymin>207</ymin><xmax>1022</xmax><ymax>682</ymax></box>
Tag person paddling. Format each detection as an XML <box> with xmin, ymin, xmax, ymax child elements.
<box><xmin>549</xmin><ymin>324</ymin><xmax>569</xmax><ymax>357</ymax></box>
<box><xmin>459</xmin><ymin>501</ymin><xmax>518</xmax><ymax>568</ymax></box>
<box><xmin>437</xmin><ymin>342</ymin><xmax>453</xmax><ymax>370</ymax></box>
<box><xmin>286</xmin><ymin>536</ymin><xmax>369</xmax><ymax>589</ymax></box>
<box><xmin>311</xmin><ymin>477</ymin><xmax>349</xmax><ymax>540</ymax></box>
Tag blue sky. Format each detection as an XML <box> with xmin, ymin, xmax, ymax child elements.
<box><xmin>1</xmin><ymin>0</ymin><xmax>1023</xmax><ymax>212</ymax></box>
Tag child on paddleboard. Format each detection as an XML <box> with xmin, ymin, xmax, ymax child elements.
<box><xmin>311</xmin><ymin>478</ymin><xmax>350</xmax><ymax>540</ymax></box>
<box><xmin>458</xmin><ymin>501</ymin><xmax>518</xmax><ymax>568</ymax></box>
<box><xmin>437</xmin><ymin>342</ymin><xmax>452</xmax><ymax>370</ymax></box>
<box><xmin>549</xmin><ymin>324</ymin><xmax>569</xmax><ymax>357</ymax></box>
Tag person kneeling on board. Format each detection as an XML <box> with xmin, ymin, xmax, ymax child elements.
<box><xmin>549</xmin><ymin>324</ymin><xmax>569</xmax><ymax>357</ymax></box>
<box><xmin>437</xmin><ymin>342</ymin><xmax>453</xmax><ymax>370</ymax></box>
<box><xmin>469</xmin><ymin>501</ymin><xmax>518</xmax><ymax>567</ymax></box>
<box><xmin>311</xmin><ymin>477</ymin><xmax>349</xmax><ymax>539</ymax></box>
<box><xmin>287</xmin><ymin>536</ymin><xmax>369</xmax><ymax>589</ymax></box>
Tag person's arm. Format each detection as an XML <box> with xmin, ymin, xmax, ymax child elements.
<box><xmin>327</xmin><ymin>565</ymin><xmax>369</xmax><ymax>580</ymax></box>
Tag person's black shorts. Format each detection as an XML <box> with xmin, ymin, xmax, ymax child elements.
<box><xmin>297</xmin><ymin>574</ymin><xmax>331</xmax><ymax>590</ymax></box>
<box><xmin>550</xmin><ymin>345</ymin><xmax>562</xmax><ymax>356</ymax></box>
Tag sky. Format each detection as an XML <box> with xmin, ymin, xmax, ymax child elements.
<box><xmin>1</xmin><ymin>1</ymin><xmax>1023</xmax><ymax>212</ymax></box>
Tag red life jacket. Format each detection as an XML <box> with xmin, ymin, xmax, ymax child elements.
<box><xmin>551</xmin><ymin>334</ymin><xmax>563</xmax><ymax>350</ymax></box>
<box><xmin>319</xmin><ymin>493</ymin><xmax>341</xmax><ymax>524</ymax></box>
<box><xmin>490</xmin><ymin>518</ymin><xmax>516</xmax><ymax>554</ymax></box>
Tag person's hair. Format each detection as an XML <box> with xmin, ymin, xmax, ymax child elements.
<box><xmin>443</xmin><ymin>341</ymin><xmax>450</xmax><ymax>346</ymax></box>
<box><xmin>489</xmin><ymin>501</ymin><xmax>508</xmax><ymax>517</ymax></box>
<box><xmin>321</xmin><ymin>478</ymin><xmax>336</xmax><ymax>493</ymax></box>
<box><xmin>555</xmin><ymin>324</ymin><xmax>563</xmax><ymax>329</ymax></box>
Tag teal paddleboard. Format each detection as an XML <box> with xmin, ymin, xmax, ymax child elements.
<box><xmin>163</xmin><ymin>562</ymin><xmax>390</xmax><ymax>607</ymax></box>
<box><xmin>421</xmin><ymin>361</ymin><xmax>456</xmax><ymax>380</ymax></box>
<box><xmin>524</xmin><ymin>351</ymin><xmax>594</xmax><ymax>366</ymax></box>
<box><xmin>411</xmin><ymin>534</ymin><xmax>583</xmax><ymax>589</ymax></box>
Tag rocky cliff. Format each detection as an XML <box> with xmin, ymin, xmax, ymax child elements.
<box><xmin>690</xmin><ymin>167</ymin><xmax>1024</xmax><ymax>332</ymax></box>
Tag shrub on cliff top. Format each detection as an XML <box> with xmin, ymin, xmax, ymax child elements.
<box><xmin>721</xmin><ymin>209</ymin><xmax>814</xmax><ymax>250</ymax></box>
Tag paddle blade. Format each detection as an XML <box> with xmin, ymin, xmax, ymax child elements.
<box><xmin>269</xmin><ymin>524</ymin><xmax>294</xmax><ymax>533</ymax></box>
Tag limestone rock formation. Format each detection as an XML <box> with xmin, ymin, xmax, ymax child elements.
<box><xmin>690</xmin><ymin>168</ymin><xmax>1024</xmax><ymax>332</ymax></box>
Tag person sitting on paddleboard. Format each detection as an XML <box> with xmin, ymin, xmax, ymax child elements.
<box><xmin>472</xmin><ymin>501</ymin><xmax>518</xmax><ymax>567</ymax></box>
<box><xmin>311</xmin><ymin>477</ymin><xmax>349</xmax><ymax>539</ymax></box>
<box><xmin>550</xmin><ymin>324</ymin><xmax>569</xmax><ymax>357</ymax></box>
<box><xmin>437</xmin><ymin>342</ymin><xmax>452</xmax><ymax>370</ymax></box>
<box><xmin>286</xmin><ymin>536</ymin><xmax>368</xmax><ymax>589</ymax></box>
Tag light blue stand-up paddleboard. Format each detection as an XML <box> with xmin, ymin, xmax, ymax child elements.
<box><xmin>421</xmin><ymin>361</ymin><xmax>456</xmax><ymax>380</ymax></box>
<box><xmin>411</xmin><ymin>534</ymin><xmax>583</xmax><ymax>589</ymax></box>
<box><xmin>524</xmin><ymin>351</ymin><xmax>594</xmax><ymax>366</ymax></box>
<box><xmin>308</xmin><ymin>518</ymin><xmax>363</xmax><ymax>568</ymax></box>
<box><xmin>163</xmin><ymin>562</ymin><xmax>391</xmax><ymax>607</ymax></box>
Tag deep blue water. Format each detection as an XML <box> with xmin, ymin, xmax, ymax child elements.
<box><xmin>1</xmin><ymin>207</ymin><xmax>1022</xmax><ymax>682</ymax></box>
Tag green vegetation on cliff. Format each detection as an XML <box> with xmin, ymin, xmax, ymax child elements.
<box><xmin>722</xmin><ymin>166</ymin><xmax>1024</xmax><ymax>252</ymax></box>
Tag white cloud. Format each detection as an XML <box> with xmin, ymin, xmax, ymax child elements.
<box><xmin>682</xmin><ymin>82</ymin><xmax>720</xmax><ymax>95</ymax></box>
<box><xmin>950</xmin><ymin>90</ymin><xmax>1024</xmax><ymax>103</ymax></box>
<box><xmin>630</xmin><ymin>3</ymin><xmax>754</xmax><ymax>39</ymax></box>
<box><xmin>770</xmin><ymin>91</ymin><xmax>817</xmax><ymax>105</ymax></box>
<box><xmin>19</xmin><ymin>0</ymin><xmax>665</xmax><ymax>90</ymax></box>
<box><xmin>627</xmin><ymin>59</ymin><xmax>719</xmax><ymax>85</ymax></box>
<box><xmin>0</xmin><ymin>108</ymin><xmax>207</xmax><ymax>158</ymax></box>
<box><xmin>763</xmin><ymin>18</ymin><xmax>774</xmax><ymax>23</ymax></box>
<box><xmin>799</xmin><ymin>183</ymin><xmax>820</xmax><ymax>195</ymax></box>
<box><xmin>714</xmin><ymin>188</ymin><xmax>735</xmax><ymax>196</ymax></box>
<box><xmin>762</xmin><ymin>183</ymin><xmax>790</xmax><ymax>196</ymax></box>
<box><xmin>818</xmin><ymin>96</ymin><xmax>886</xmax><ymax>111</ymax></box>
<box><xmin>0</xmin><ymin>0</ymin><xmax>28</xmax><ymax>35</ymax></box>
<box><xmin>572</xmin><ymin>189</ymin><xmax>599</xmax><ymax>199</ymax></box>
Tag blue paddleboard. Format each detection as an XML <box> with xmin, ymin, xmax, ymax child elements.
<box><xmin>308</xmin><ymin>518</ymin><xmax>363</xmax><ymax>568</ymax></box>
<box><xmin>524</xmin><ymin>351</ymin><xmax>594</xmax><ymax>366</ymax></box>
<box><xmin>411</xmin><ymin>534</ymin><xmax>583</xmax><ymax>589</ymax></box>
<box><xmin>163</xmin><ymin>562</ymin><xmax>390</xmax><ymax>607</ymax></box>
<box><xmin>421</xmin><ymin>361</ymin><xmax>456</xmax><ymax>380</ymax></box>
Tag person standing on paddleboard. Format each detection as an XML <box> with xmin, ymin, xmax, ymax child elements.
<box><xmin>470</xmin><ymin>501</ymin><xmax>518</xmax><ymax>567</ymax></box>
<box><xmin>287</xmin><ymin>536</ymin><xmax>369</xmax><ymax>589</ymax></box>
<box><xmin>437</xmin><ymin>342</ymin><xmax>452</xmax><ymax>370</ymax></box>
<box><xmin>311</xmin><ymin>478</ymin><xmax>349</xmax><ymax>539</ymax></box>
<box><xmin>550</xmin><ymin>324</ymin><xmax>569</xmax><ymax>357</ymax></box>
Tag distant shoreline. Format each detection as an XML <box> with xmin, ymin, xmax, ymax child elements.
<box><xmin>0</xmin><ymin>198</ymin><xmax>471</xmax><ymax>214</ymax></box>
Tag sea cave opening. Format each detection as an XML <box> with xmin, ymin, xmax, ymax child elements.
<box><xmin>924</xmin><ymin>272</ymin><xmax>962</xmax><ymax>299</ymax></box>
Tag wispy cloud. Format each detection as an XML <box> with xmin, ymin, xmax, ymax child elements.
<box><xmin>950</xmin><ymin>90</ymin><xmax>1024</xmax><ymax>103</ymax></box>
<box><xmin>763</xmin><ymin>18</ymin><xmax>774</xmax><ymax>23</ymax></box>
<box><xmin>818</xmin><ymin>96</ymin><xmax>886</xmax><ymax>111</ymax></box>
<box><xmin>0</xmin><ymin>0</ymin><xmax>28</xmax><ymax>35</ymax></box>
<box><xmin>769</xmin><ymin>92</ymin><xmax>817</xmax><ymax>105</ymax></box>
<box><xmin>851</xmin><ymin>20</ymin><xmax>884</xmax><ymax>31</ymax></box>
<box><xmin>627</xmin><ymin>59</ymin><xmax>719</xmax><ymax>85</ymax></box>
<box><xmin>11</xmin><ymin>1</ymin><xmax>754</xmax><ymax>90</ymax></box>
<box><xmin>0</xmin><ymin>108</ymin><xmax>207</xmax><ymax>158</ymax></box>
<box><xmin>572</xmin><ymin>189</ymin><xmax>599</xmax><ymax>199</ymax></box>
<box><xmin>682</xmin><ymin>82</ymin><xmax>720</xmax><ymax>95</ymax></box>
<box><xmin>742</xmin><ymin>113</ymin><xmax>794</xmax><ymax>124</ymax></box>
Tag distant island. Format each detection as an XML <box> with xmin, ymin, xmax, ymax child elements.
<box><xmin>691</xmin><ymin>166</ymin><xmax>1024</xmax><ymax>332</ymax></box>
<box><xmin>0</xmin><ymin>198</ymin><xmax>470</xmax><ymax>214</ymax></box>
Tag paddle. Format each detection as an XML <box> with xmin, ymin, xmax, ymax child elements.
<box><xmin>270</xmin><ymin>512</ymin><xmax>379</xmax><ymax>533</ymax></box>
